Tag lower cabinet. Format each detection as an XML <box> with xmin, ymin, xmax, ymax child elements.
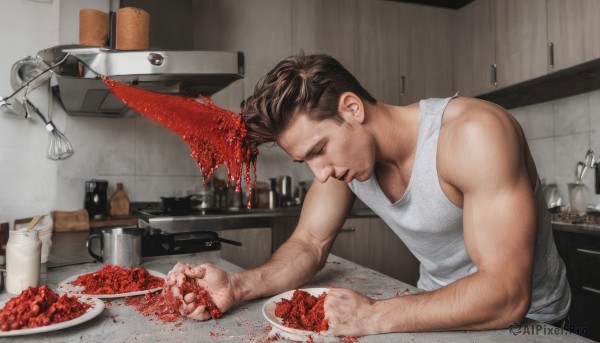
<box><xmin>216</xmin><ymin>228</ymin><xmax>272</xmax><ymax>270</ymax></box>
<box><xmin>553</xmin><ymin>230</ymin><xmax>600</xmax><ymax>341</ymax></box>
<box><xmin>330</xmin><ymin>217</ymin><xmax>420</xmax><ymax>286</ymax></box>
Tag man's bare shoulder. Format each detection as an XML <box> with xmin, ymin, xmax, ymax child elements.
<box><xmin>443</xmin><ymin>97</ymin><xmax>512</xmax><ymax>127</ymax></box>
<box><xmin>438</xmin><ymin>97</ymin><xmax>524</xmax><ymax>189</ymax></box>
<box><xmin>439</xmin><ymin>97</ymin><xmax>519</xmax><ymax>147</ymax></box>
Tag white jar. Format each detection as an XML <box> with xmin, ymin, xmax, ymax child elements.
<box><xmin>6</xmin><ymin>230</ymin><xmax>41</xmax><ymax>294</ymax></box>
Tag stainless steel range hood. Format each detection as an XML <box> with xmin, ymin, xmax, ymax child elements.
<box><xmin>38</xmin><ymin>45</ymin><xmax>244</xmax><ymax>117</ymax></box>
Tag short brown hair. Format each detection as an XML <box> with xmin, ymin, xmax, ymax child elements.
<box><xmin>242</xmin><ymin>53</ymin><xmax>376</xmax><ymax>149</ymax></box>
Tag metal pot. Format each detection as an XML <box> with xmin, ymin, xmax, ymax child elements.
<box><xmin>86</xmin><ymin>227</ymin><xmax>143</xmax><ymax>267</ymax></box>
<box><xmin>160</xmin><ymin>196</ymin><xmax>192</xmax><ymax>214</ymax></box>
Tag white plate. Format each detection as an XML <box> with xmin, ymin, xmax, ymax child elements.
<box><xmin>57</xmin><ymin>269</ymin><xmax>166</xmax><ymax>299</ymax></box>
<box><xmin>0</xmin><ymin>296</ymin><xmax>104</xmax><ymax>337</ymax></box>
<box><xmin>262</xmin><ymin>287</ymin><xmax>337</xmax><ymax>343</ymax></box>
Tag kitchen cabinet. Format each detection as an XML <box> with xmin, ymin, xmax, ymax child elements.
<box><xmin>331</xmin><ymin>217</ymin><xmax>420</xmax><ymax>285</ymax></box>
<box><xmin>217</xmin><ymin>227</ymin><xmax>272</xmax><ymax>270</ymax></box>
<box><xmin>553</xmin><ymin>230</ymin><xmax>600</xmax><ymax>341</ymax></box>
<box><xmin>494</xmin><ymin>0</ymin><xmax>548</xmax><ymax>89</ymax></box>
<box><xmin>291</xmin><ymin>0</ymin><xmax>356</xmax><ymax>75</ymax></box>
<box><xmin>402</xmin><ymin>3</ymin><xmax>454</xmax><ymax>105</ymax></box>
<box><xmin>547</xmin><ymin>0</ymin><xmax>600</xmax><ymax>72</ymax></box>
<box><xmin>454</xmin><ymin>0</ymin><xmax>550</xmax><ymax>96</ymax></box>
<box><xmin>453</xmin><ymin>0</ymin><xmax>496</xmax><ymax>97</ymax></box>
<box><xmin>379</xmin><ymin>1</ymin><xmax>410</xmax><ymax>105</ymax></box>
<box><xmin>192</xmin><ymin>0</ymin><xmax>293</xmax><ymax>110</ymax></box>
<box><xmin>122</xmin><ymin>0</ymin><xmax>194</xmax><ymax>50</ymax></box>
<box><xmin>292</xmin><ymin>0</ymin><xmax>452</xmax><ymax>106</ymax></box>
<box><xmin>354</xmin><ymin>0</ymin><xmax>385</xmax><ymax>102</ymax></box>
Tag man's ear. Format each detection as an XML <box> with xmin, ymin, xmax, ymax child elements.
<box><xmin>338</xmin><ymin>92</ymin><xmax>364</xmax><ymax>123</ymax></box>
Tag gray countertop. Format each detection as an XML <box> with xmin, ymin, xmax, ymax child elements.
<box><xmin>551</xmin><ymin>215</ymin><xmax>600</xmax><ymax>236</ymax></box>
<box><xmin>0</xmin><ymin>253</ymin><xmax>593</xmax><ymax>343</ymax></box>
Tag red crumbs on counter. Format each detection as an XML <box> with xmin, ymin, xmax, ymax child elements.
<box><xmin>0</xmin><ymin>285</ymin><xmax>90</xmax><ymax>331</ymax></box>
<box><xmin>102</xmin><ymin>76</ymin><xmax>257</xmax><ymax>207</ymax></box>
<box><xmin>274</xmin><ymin>290</ymin><xmax>328</xmax><ymax>332</ymax></box>
<box><xmin>125</xmin><ymin>292</ymin><xmax>181</xmax><ymax>323</ymax></box>
<box><xmin>70</xmin><ymin>264</ymin><xmax>164</xmax><ymax>294</ymax></box>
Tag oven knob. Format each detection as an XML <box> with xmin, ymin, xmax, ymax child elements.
<box><xmin>148</xmin><ymin>53</ymin><xmax>164</xmax><ymax>66</ymax></box>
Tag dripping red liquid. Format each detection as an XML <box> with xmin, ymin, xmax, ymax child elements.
<box><xmin>101</xmin><ymin>76</ymin><xmax>257</xmax><ymax>207</ymax></box>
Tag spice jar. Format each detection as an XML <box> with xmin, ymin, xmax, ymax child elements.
<box><xmin>6</xmin><ymin>230</ymin><xmax>41</xmax><ymax>294</ymax></box>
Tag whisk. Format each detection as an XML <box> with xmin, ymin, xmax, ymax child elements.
<box><xmin>24</xmin><ymin>98</ymin><xmax>74</xmax><ymax>160</ymax></box>
<box><xmin>0</xmin><ymin>52</ymin><xmax>74</xmax><ymax>160</ymax></box>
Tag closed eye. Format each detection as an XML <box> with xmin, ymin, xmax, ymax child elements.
<box><xmin>315</xmin><ymin>145</ymin><xmax>326</xmax><ymax>156</ymax></box>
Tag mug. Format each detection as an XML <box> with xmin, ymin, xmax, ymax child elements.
<box><xmin>87</xmin><ymin>227</ymin><xmax>143</xmax><ymax>267</ymax></box>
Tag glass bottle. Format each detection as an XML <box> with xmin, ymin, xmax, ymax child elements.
<box><xmin>568</xmin><ymin>182</ymin><xmax>589</xmax><ymax>216</ymax></box>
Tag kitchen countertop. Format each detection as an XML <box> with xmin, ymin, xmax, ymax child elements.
<box><xmin>0</xmin><ymin>253</ymin><xmax>593</xmax><ymax>343</ymax></box>
<box><xmin>138</xmin><ymin>205</ymin><xmax>600</xmax><ymax>237</ymax></box>
<box><xmin>551</xmin><ymin>213</ymin><xmax>600</xmax><ymax>236</ymax></box>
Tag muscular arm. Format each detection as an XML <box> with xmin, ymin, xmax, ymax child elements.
<box><xmin>326</xmin><ymin>100</ymin><xmax>537</xmax><ymax>335</ymax></box>
<box><xmin>230</xmin><ymin>177</ymin><xmax>354</xmax><ymax>303</ymax></box>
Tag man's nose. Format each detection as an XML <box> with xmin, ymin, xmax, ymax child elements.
<box><xmin>307</xmin><ymin>160</ymin><xmax>332</xmax><ymax>183</ymax></box>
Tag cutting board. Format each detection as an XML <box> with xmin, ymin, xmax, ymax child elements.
<box><xmin>89</xmin><ymin>216</ymin><xmax>138</xmax><ymax>229</ymax></box>
<box><xmin>52</xmin><ymin>209</ymin><xmax>90</xmax><ymax>232</ymax></box>
<box><xmin>52</xmin><ymin>209</ymin><xmax>138</xmax><ymax>231</ymax></box>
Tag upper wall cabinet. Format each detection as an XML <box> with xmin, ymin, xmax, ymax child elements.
<box><xmin>378</xmin><ymin>1</ymin><xmax>454</xmax><ymax>105</ymax></box>
<box><xmin>292</xmin><ymin>1</ymin><xmax>452</xmax><ymax>106</ymax></box>
<box><xmin>456</xmin><ymin>0</ymin><xmax>600</xmax><ymax>100</ymax></box>
<box><xmin>380</xmin><ymin>0</ymin><xmax>410</xmax><ymax>105</ymax></box>
<box><xmin>453</xmin><ymin>0</ymin><xmax>495</xmax><ymax>97</ymax></box>
<box><xmin>494</xmin><ymin>0</ymin><xmax>548</xmax><ymax>89</ymax></box>
<box><xmin>547</xmin><ymin>0</ymin><xmax>600</xmax><ymax>72</ymax></box>
<box><xmin>291</xmin><ymin>0</ymin><xmax>357</xmax><ymax>73</ymax></box>
<box><xmin>402</xmin><ymin>3</ymin><xmax>454</xmax><ymax>105</ymax></box>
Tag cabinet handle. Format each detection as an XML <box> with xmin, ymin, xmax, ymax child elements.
<box><xmin>490</xmin><ymin>64</ymin><xmax>497</xmax><ymax>87</ymax></box>
<box><xmin>340</xmin><ymin>226</ymin><xmax>355</xmax><ymax>232</ymax></box>
<box><xmin>400</xmin><ymin>75</ymin><xmax>406</xmax><ymax>96</ymax></box>
<box><xmin>582</xmin><ymin>286</ymin><xmax>600</xmax><ymax>295</ymax></box>
<box><xmin>549</xmin><ymin>42</ymin><xmax>555</xmax><ymax>69</ymax></box>
<box><xmin>576</xmin><ymin>248</ymin><xmax>600</xmax><ymax>257</ymax></box>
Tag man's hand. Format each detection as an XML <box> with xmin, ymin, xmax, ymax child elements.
<box><xmin>165</xmin><ymin>262</ymin><xmax>236</xmax><ymax>321</ymax></box>
<box><xmin>324</xmin><ymin>288</ymin><xmax>378</xmax><ymax>337</ymax></box>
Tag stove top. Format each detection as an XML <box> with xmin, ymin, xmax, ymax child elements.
<box><xmin>131</xmin><ymin>201</ymin><xmax>253</xmax><ymax>218</ymax></box>
<box><xmin>136</xmin><ymin>208</ymin><xmax>226</xmax><ymax>217</ymax></box>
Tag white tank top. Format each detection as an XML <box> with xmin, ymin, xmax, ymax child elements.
<box><xmin>348</xmin><ymin>97</ymin><xmax>570</xmax><ymax>323</ymax></box>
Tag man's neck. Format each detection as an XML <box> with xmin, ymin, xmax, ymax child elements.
<box><xmin>367</xmin><ymin>102</ymin><xmax>420</xmax><ymax>169</ymax></box>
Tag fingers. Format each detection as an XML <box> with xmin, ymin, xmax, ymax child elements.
<box><xmin>186</xmin><ymin>305</ymin><xmax>210</xmax><ymax>321</ymax></box>
<box><xmin>183</xmin><ymin>292</ymin><xmax>196</xmax><ymax>304</ymax></box>
<box><xmin>184</xmin><ymin>264</ymin><xmax>207</xmax><ymax>279</ymax></box>
<box><xmin>166</xmin><ymin>267</ymin><xmax>187</xmax><ymax>287</ymax></box>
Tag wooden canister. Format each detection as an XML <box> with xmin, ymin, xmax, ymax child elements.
<box><xmin>109</xmin><ymin>183</ymin><xmax>130</xmax><ymax>217</ymax></box>
<box><xmin>79</xmin><ymin>9</ymin><xmax>109</xmax><ymax>47</ymax></box>
<box><xmin>116</xmin><ymin>7</ymin><xmax>150</xmax><ymax>50</ymax></box>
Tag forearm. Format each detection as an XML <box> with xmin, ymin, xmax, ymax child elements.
<box><xmin>372</xmin><ymin>271</ymin><xmax>530</xmax><ymax>333</ymax></box>
<box><xmin>230</xmin><ymin>236</ymin><xmax>327</xmax><ymax>303</ymax></box>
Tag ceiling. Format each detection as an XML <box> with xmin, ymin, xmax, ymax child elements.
<box><xmin>390</xmin><ymin>0</ymin><xmax>475</xmax><ymax>9</ymax></box>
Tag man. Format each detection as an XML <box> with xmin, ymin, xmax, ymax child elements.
<box><xmin>176</xmin><ymin>53</ymin><xmax>570</xmax><ymax>336</ymax></box>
